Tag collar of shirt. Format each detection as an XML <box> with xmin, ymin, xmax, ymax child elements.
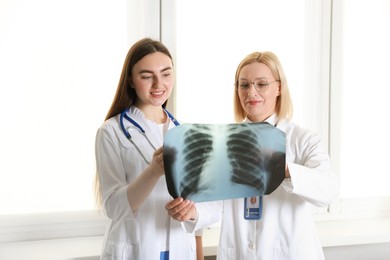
<box><xmin>243</xmin><ymin>113</ymin><xmax>278</xmax><ymax>126</ymax></box>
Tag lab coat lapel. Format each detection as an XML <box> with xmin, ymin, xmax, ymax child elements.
<box><xmin>126</xmin><ymin>125</ymin><xmax>155</xmax><ymax>164</ymax></box>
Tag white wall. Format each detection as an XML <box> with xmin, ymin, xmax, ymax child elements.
<box><xmin>1</xmin><ymin>230</ymin><xmax>390</xmax><ymax>260</ymax></box>
<box><xmin>324</xmin><ymin>243</ymin><xmax>390</xmax><ymax>260</ymax></box>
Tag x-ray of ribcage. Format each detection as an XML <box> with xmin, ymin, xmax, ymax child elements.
<box><xmin>163</xmin><ymin>122</ymin><xmax>286</xmax><ymax>202</ymax></box>
<box><xmin>227</xmin><ymin>124</ymin><xmax>266</xmax><ymax>190</ymax></box>
<box><xmin>180</xmin><ymin>125</ymin><xmax>213</xmax><ymax>198</ymax></box>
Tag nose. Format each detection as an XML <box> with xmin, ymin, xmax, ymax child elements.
<box><xmin>248</xmin><ymin>82</ymin><xmax>258</xmax><ymax>96</ymax></box>
<box><xmin>152</xmin><ymin>75</ymin><xmax>163</xmax><ymax>88</ymax></box>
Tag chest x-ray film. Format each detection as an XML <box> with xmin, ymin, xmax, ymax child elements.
<box><xmin>163</xmin><ymin>122</ymin><xmax>286</xmax><ymax>202</ymax></box>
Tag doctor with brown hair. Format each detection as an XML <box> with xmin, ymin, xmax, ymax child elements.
<box><xmin>95</xmin><ymin>37</ymin><xmax>217</xmax><ymax>260</ymax></box>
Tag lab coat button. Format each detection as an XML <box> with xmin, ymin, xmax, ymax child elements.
<box><xmin>248</xmin><ymin>242</ymin><xmax>255</xmax><ymax>250</ymax></box>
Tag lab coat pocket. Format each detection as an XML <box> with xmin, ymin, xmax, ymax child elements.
<box><xmin>101</xmin><ymin>241</ymin><xmax>138</xmax><ymax>260</ymax></box>
<box><xmin>273</xmin><ymin>246</ymin><xmax>320</xmax><ymax>260</ymax></box>
<box><xmin>101</xmin><ymin>219</ymin><xmax>139</xmax><ymax>260</ymax></box>
<box><xmin>217</xmin><ymin>246</ymin><xmax>236</xmax><ymax>259</ymax></box>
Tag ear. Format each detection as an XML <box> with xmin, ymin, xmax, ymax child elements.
<box><xmin>128</xmin><ymin>80</ymin><xmax>135</xmax><ymax>89</ymax></box>
<box><xmin>277</xmin><ymin>82</ymin><xmax>282</xmax><ymax>96</ymax></box>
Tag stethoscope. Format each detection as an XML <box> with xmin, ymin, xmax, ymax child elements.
<box><xmin>121</xmin><ymin>108</ymin><xmax>179</xmax><ymax>245</ymax></box>
<box><xmin>119</xmin><ymin>107</ymin><xmax>180</xmax><ymax>164</ymax></box>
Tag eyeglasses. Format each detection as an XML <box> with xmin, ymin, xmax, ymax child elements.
<box><xmin>236</xmin><ymin>78</ymin><xmax>280</xmax><ymax>93</ymax></box>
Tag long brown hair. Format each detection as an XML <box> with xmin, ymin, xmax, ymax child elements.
<box><xmin>105</xmin><ymin>38</ymin><xmax>173</xmax><ymax>120</ymax></box>
<box><xmin>94</xmin><ymin>38</ymin><xmax>174</xmax><ymax>208</ymax></box>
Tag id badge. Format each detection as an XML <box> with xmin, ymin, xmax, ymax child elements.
<box><xmin>244</xmin><ymin>196</ymin><xmax>262</xmax><ymax>220</ymax></box>
<box><xmin>160</xmin><ymin>251</ymin><xmax>169</xmax><ymax>260</ymax></box>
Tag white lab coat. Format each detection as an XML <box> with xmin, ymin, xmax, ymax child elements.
<box><xmin>95</xmin><ymin>106</ymin><xmax>218</xmax><ymax>260</ymax></box>
<box><xmin>216</xmin><ymin>115</ymin><xmax>339</xmax><ymax>260</ymax></box>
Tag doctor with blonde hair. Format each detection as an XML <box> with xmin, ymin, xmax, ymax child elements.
<box><xmin>216</xmin><ymin>51</ymin><xmax>339</xmax><ymax>260</ymax></box>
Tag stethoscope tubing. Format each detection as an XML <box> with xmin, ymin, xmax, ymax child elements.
<box><xmin>120</xmin><ymin>107</ymin><xmax>179</xmax><ymax>138</ymax></box>
<box><xmin>120</xmin><ymin>107</ymin><xmax>180</xmax><ymax>164</ymax></box>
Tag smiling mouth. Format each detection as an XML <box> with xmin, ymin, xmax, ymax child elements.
<box><xmin>246</xmin><ymin>100</ymin><xmax>260</xmax><ymax>105</ymax></box>
<box><xmin>151</xmin><ymin>90</ymin><xmax>164</xmax><ymax>96</ymax></box>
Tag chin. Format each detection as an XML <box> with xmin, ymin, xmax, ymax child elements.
<box><xmin>151</xmin><ymin>99</ymin><xmax>167</xmax><ymax>107</ymax></box>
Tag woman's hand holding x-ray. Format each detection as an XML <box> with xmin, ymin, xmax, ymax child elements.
<box><xmin>150</xmin><ymin>146</ymin><xmax>165</xmax><ymax>177</ymax></box>
<box><xmin>165</xmin><ymin>197</ymin><xmax>197</xmax><ymax>222</ymax></box>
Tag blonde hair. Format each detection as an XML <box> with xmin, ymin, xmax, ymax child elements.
<box><xmin>233</xmin><ymin>51</ymin><xmax>293</xmax><ymax>123</ymax></box>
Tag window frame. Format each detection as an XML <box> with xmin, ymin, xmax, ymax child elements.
<box><xmin>328</xmin><ymin>0</ymin><xmax>390</xmax><ymax>216</ymax></box>
<box><xmin>2</xmin><ymin>0</ymin><xmax>390</xmax><ymax>244</ymax></box>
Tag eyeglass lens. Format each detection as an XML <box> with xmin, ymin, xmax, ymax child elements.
<box><xmin>238</xmin><ymin>79</ymin><xmax>270</xmax><ymax>92</ymax></box>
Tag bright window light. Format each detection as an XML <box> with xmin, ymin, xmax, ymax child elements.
<box><xmin>0</xmin><ymin>0</ymin><xmax>128</xmax><ymax>214</ymax></box>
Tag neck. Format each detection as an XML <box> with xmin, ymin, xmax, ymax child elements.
<box><xmin>247</xmin><ymin>112</ymin><xmax>273</xmax><ymax>123</ymax></box>
<box><xmin>136</xmin><ymin>105</ymin><xmax>167</xmax><ymax>124</ymax></box>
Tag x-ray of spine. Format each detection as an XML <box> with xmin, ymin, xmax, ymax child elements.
<box><xmin>163</xmin><ymin>122</ymin><xmax>286</xmax><ymax>202</ymax></box>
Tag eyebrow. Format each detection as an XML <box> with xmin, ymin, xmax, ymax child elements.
<box><xmin>239</xmin><ymin>77</ymin><xmax>268</xmax><ymax>80</ymax></box>
<box><xmin>139</xmin><ymin>66</ymin><xmax>173</xmax><ymax>74</ymax></box>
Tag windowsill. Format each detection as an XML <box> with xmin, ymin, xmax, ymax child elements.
<box><xmin>0</xmin><ymin>210</ymin><xmax>108</xmax><ymax>244</ymax></box>
<box><xmin>203</xmin><ymin>217</ymin><xmax>390</xmax><ymax>256</ymax></box>
<box><xmin>0</xmin><ymin>236</ymin><xmax>103</xmax><ymax>260</ymax></box>
<box><xmin>1</xmin><ymin>217</ymin><xmax>390</xmax><ymax>259</ymax></box>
